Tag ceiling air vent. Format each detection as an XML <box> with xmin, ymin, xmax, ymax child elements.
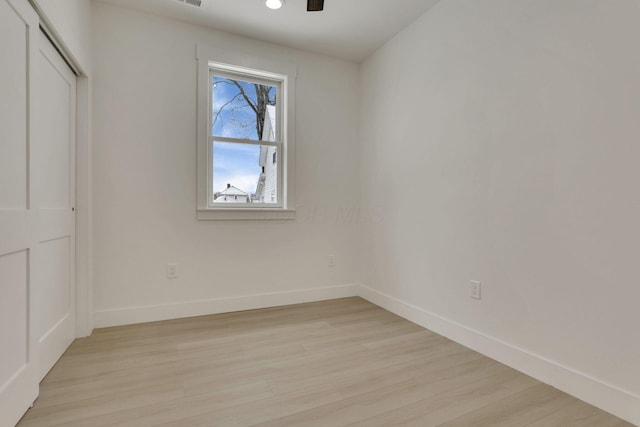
<box><xmin>176</xmin><ymin>0</ymin><xmax>203</xmax><ymax>7</ymax></box>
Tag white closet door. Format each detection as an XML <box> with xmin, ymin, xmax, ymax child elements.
<box><xmin>0</xmin><ymin>0</ymin><xmax>40</xmax><ymax>426</ymax></box>
<box><xmin>35</xmin><ymin>31</ymin><xmax>77</xmax><ymax>381</ymax></box>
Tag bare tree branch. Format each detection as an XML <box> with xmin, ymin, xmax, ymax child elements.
<box><xmin>214</xmin><ymin>78</ymin><xmax>276</xmax><ymax>140</ymax></box>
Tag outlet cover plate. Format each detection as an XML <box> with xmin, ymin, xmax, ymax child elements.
<box><xmin>471</xmin><ymin>281</ymin><xmax>481</xmax><ymax>300</ymax></box>
<box><xmin>167</xmin><ymin>264</ymin><xmax>178</xmax><ymax>279</ymax></box>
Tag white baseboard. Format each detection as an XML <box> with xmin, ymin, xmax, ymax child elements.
<box><xmin>94</xmin><ymin>284</ymin><xmax>359</xmax><ymax>328</ymax></box>
<box><xmin>357</xmin><ymin>284</ymin><xmax>640</xmax><ymax>426</ymax></box>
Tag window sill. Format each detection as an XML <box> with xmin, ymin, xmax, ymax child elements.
<box><xmin>197</xmin><ymin>209</ymin><xmax>296</xmax><ymax>221</ymax></box>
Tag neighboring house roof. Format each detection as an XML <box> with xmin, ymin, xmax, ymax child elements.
<box><xmin>217</xmin><ymin>184</ymin><xmax>247</xmax><ymax>196</ymax></box>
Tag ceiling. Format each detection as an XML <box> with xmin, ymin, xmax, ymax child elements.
<box><xmin>98</xmin><ymin>0</ymin><xmax>441</xmax><ymax>62</ymax></box>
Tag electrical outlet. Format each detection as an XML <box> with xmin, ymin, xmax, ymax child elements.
<box><xmin>167</xmin><ymin>264</ymin><xmax>178</xmax><ymax>279</ymax></box>
<box><xmin>470</xmin><ymin>281</ymin><xmax>481</xmax><ymax>300</ymax></box>
<box><xmin>328</xmin><ymin>255</ymin><xmax>335</xmax><ymax>267</ymax></box>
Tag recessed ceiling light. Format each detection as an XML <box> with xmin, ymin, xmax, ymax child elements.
<box><xmin>265</xmin><ymin>0</ymin><xmax>284</xmax><ymax>10</ymax></box>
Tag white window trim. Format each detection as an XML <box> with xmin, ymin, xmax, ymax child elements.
<box><xmin>196</xmin><ymin>44</ymin><xmax>297</xmax><ymax>220</ymax></box>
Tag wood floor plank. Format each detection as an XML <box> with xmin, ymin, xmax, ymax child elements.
<box><xmin>435</xmin><ymin>383</ymin><xmax>574</xmax><ymax>427</ymax></box>
<box><xmin>16</xmin><ymin>297</ymin><xmax>632</xmax><ymax>427</ymax></box>
<box><xmin>346</xmin><ymin>369</ymin><xmax>540</xmax><ymax>427</ymax></box>
<box><xmin>526</xmin><ymin>399</ymin><xmax>636</xmax><ymax>427</ymax></box>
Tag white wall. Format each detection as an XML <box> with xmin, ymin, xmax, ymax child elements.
<box><xmin>91</xmin><ymin>2</ymin><xmax>361</xmax><ymax>325</ymax></box>
<box><xmin>360</xmin><ymin>0</ymin><xmax>640</xmax><ymax>423</ymax></box>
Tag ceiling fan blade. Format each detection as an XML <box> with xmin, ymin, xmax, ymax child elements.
<box><xmin>307</xmin><ymin>0</ymin><xmax>324</xmax><ymax>11</ymax></box>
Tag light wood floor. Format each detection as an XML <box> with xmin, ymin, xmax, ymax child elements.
<box><xmin>17</xmin><ymin>298</ymin><xmax>633</xmax><ymax>427</ymax></box>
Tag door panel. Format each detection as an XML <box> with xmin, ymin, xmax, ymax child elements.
<box><xmin>39</xmin><ymin>53</ymin><xmax>72</xmax><ymax>209</ymax></box>
<box><xmin>0</xmin><ymin>0</ymin><xmax>40</xmax><ymax>426</ymax></box>
<box><xmin>0</xmin><ymin>0</ymin><xmax>28</xmax><ymax>209</ymax></box>
<box><xmin>0</xmin><ymin>212</ymin><xmax>28</xmax><ymax>257</ymax></box>
<box><xmin>38</xmin><ymin>238</ymin><xmax>71</xmax><ymax>336</ymax></box>
<box><xmin>0</xmin><ymin>251</ymin><xmax>29</xmax><ymax>387</ymax></box>
<box><xmin>38</xmin><ymin>209</ymin><xmax>71</xmax><ymax>243</ymax></box>
<box><xmin>35</xmin><ymin>31</ymin><xmax>77</xmax><ymax>382</ymax></box>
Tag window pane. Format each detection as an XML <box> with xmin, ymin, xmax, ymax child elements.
<box><xmin>212</xmin><ymin>76</ymin><xmax>277</xmax><ymax>142</ymax></box>
<box><xmin>212</xmin><ymin>142</ymin><xmax>278</xmax><ymax>204</ymax></box>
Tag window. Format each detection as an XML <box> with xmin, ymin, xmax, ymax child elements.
<box><xmin>196</xmin><ymin>45</ymin><xmax>297</xmax><ymax>220</ymax></box>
